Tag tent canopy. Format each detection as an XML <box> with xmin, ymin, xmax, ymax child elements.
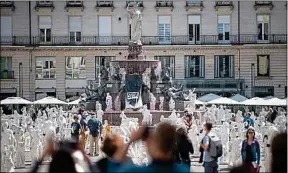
<box><xmin>68</xmin><ymin>98</ymin><xmax>81</xmax><ymax>105</ymax></box>
<box><xmin>195</xmin><ymin>99</ymin><xmax>204</xmax><ymax>105</ymax></box>
<box><xmin>230</xmin><ymin>94</ymin><xmax>248</xmax><ymax>102</ymax></box>
<box><xmin>33</xmin><ymin>96</ymin><xmax>67</xmax><ymax>105</ymax></box>
<box><xmin>208</xmin><ymin>97</ymin><xmax>242</xmax><ymax>105</ymax></box>
<box><xmin>198</xmin><ymin>93</ymin><xmax>221</xmax><ymax>102</ymax></box>
<box><xmin>0</xmin><ymin>97</ymin><xmax>32</xmax><ymax>105</ymax></box>
<box><xmin>265</xmin><ymin>98</ymin><xmax>286</xmax><ymax>106</ymax></box>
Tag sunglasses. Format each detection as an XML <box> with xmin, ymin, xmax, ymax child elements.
<box><xmin>248</xmin><ymin>131</ymin><xmax>254</xmax><ymax>134</ymax></box>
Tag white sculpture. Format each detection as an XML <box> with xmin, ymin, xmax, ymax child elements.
<box><xmin>127</xmin><ymin>1</ymin><xmax>142</xmax><ymax>44</ymax></box>
<box><xmin>106</xmin><ymin>93</ymin><xmax>113</xmax><ymax>111</ymax></box>
<box><xmin>219</xmin><ymin>122</ymin><xmax>230</xmax><ymax>164</ymax></box>
<box><xmin>142</xmin><ymin>105</ymin><xmax>152</xmax><ymax>126</ymax></box>
<box><xmin>159</xmin><ymin>96</ymin><xmax>164</xmax><ymax>111</ymax></box>
<box><xmin>120</xmin><ymin>68</ymin><xmax>126</xmax><ymax>83</ymax></box>
<box><xmin>14</xmin><ymin>128</ymin><xmax>25</xmax><ymax>168</ymax></box>
<box><xmin>114</xmin><ymin>95</ymin><xmax>121</xmax><ymax>111</ymax></box>
<box><xmin>169</xmin><ymin>97</ymin><xmax>175</xmax><ymax>111</ymax></box>
<box><xmin>2</xmin><ymin>145</ymin><xmax>15</xmax><ymax>172</ymax></box>
<box><xmin>149</xmin><ymin>93</ymin><xmax>156</xmax><ymax>111</ymax></box>
<box><xmin>142</xmin><ymin>68</ymin><xmax>151</xmax><ymax>89</ymax></box>
<box><xmin>97</xmin><ymin>104</ymin><xmax>104</xmax><ymax>124</ymax></box>
<box><xmin>188</xmin><ymin>124</ymin><xmax>200</xmax><ymax>155</ymax></box>
<box><xmin>264</xmin><ymin>126</ymin><xmax>279</xmax><ymax>172</ymax></box>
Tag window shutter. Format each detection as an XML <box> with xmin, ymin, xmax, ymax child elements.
<box><xmin>200</xmin><ymin>56</ymin><xmax>204</xmax><ymax>78</ymax></box>
<box><xmin>69</xmin><ymin>16</ymin><xmax>81</xmax><ymax>32</ymax></box>
<box><xmin>188</xmin><ymin>15</ymin><xmax>200</xmax><ymax>24</ymax></box>
<box><xmin>158</xmin><ymin>16</ymin><xmax>171</xmax><ymax>24</ymax></box>
<box><xmin>215</xmin><ymin>56</ymin><xmax>219</xmax><ymax>77</ymax></box>
<box><xmin>98</xmin><ymin>16</ymin><xmax>112</xmax><ymax>36</ymax></box>
<box><xmin>0</xmin><ymin>16</ymin><xmax>12</xmax><ymax>37</ymax></box>
<box><xmin>39</xmin><ymin>16</ymin><xmax>51</xmax><ymax>28</ymax></box>
<box><xmin>185</xmin><ymin>56</ymin><xmax>189</xmax><ymax>78</ymax></box>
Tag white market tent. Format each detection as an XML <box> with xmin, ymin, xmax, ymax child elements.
<box><xmin>198</xmin><ymin>93</ymin><xmax>221</xmax><ymax>102</ymax></box>
<box><xmin>241</xmin><ymin>97</ymin><xmax>267</xmax><ymax>106</ymax></box>
<box><xmin>207</xmin><ymin>97</ymin><xmax>242</xmax><ymax>105</ymax></box>
<box><xmin>33</xmin><ymin>96</ymin><xmax>67</xmax><ymax>105</ymax></box>
<box><xmin>68</xmin><ymin>99</ymin><xmax>81</xmax><ymax>105</ymax></box>
<box><xmin>230</xmin><ymin>94</ymin><xmax>248</xmax><ymax>102</ymax></box>
<box><xmin>0</xmin><ymin>97</ymin><xmax>32</xmax><ymax>105</ymax></box>
<box><xmin>265</xmin><ymin>98</ymin><xmax>286</xmax><ymax>106</ymax></box>
<box><xmin>195</xmin><ymin>99</ymin><xmax>204</xmax><ymax>105</ymax></box>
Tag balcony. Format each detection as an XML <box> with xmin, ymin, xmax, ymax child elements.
<box><xmin>65</xmin><ymin>1</ymin><xmax>84</xmax><ymax>11</ymax></box>
<box><xmin>0</xmin><ymin>71</ymin><xmax>14</xmax><ymax>80</ymax></box>
<box><xmin>185</xmin><ymin>1</ymin><xmax>204</xmax><ymax>11</ymax></box>
<box><xmin>254</xmin><ymin>1</ymin><xmax>273</xmax><ymax>10</ymax></box>
<box><xmin>35</xmin><ymin>1</ymin><xmax>54</xmax><ymax>11</ymax></box>
<box><xmin>0</xmin><ymin>34</ymin><xmax>286</xmax><ymax>46</ymax></box>
<box><xmin>126</xmin><ymin>1</ymin><xmax>144</xmax><ymax>8</ymax></box>
<box><xmin>0</xmin><ymin>1</ymin><xmax>15</xmax><ymax>11</ymax></box>
<box><xmin>215</xmin><ymin>1</ymin><xmax>234</xmax><ymax>11</ymax></box>
<box><xmin>155</xmin><ymin>1</ymin><xmax>174</xmax><ymax>11</ymax></box>
<box><xmin>96</xmin><ymin>1</ymin><xmax>114</xmax><ymax>12</ymax></box>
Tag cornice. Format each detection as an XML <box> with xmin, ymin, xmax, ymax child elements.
<box><xmin>0</xmin><ymin>44</ymin><xmax>286</xmax><ymax>52</ymax></box>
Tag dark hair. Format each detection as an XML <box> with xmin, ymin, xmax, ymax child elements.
<box><xmin>101</xmin><ymin>135</ymin><xmax>117</xmax><ymax>157</ymax></box>
<box><xmin>155</xmin><ymin>122</ymin><xmax>176</xmax><ymax>153</ymax></box>
<box><xmin>271</xmin><ymin>133</ymin><xmax>287</xmax><ymax>173</ymax></box>
<box><xmin>204</xmin><ymin>122</ymin><xmax>212</xmax><ymax>131</ymax></box>
<box><xmin>245</xmin><ymin>128</ymin><xmax>255</xmax><ymax>139</ymax></box>
<box><xmin>73</xmin><ymin>115</ymin><xmax>79</xmax><ymax>120</ymax></box>
<box><xmin>49</xmin><ymin>149</ymin><xmax>77</xmax><ymax>173</ymax></box>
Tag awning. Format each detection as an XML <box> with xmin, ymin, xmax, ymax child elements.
<box><xmin>0</xmin><ymin>88</ymin><xmax>16</xmax><ymax>93</ymax></box>
<box><xmin>35</xmin><ymin>88</ymin><xmax>56</xmax><ymax>93</ymax></box>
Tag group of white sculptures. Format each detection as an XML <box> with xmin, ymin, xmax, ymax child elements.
<box><xmin>0</xmin><ymin>101</ymin><xmax>286</xmax><ymax>172</ymax></box>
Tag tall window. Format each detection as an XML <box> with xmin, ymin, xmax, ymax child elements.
<box><xmin>69</xmin><ymin>16</ymin><xmax>81</xmax><ymax>42</ymax></box>
<box><xmin>39</xmin><ymin>16</ymin><xmax>51</xmax><ymax>42</ymax></box>
<box><xmin>98</xmin><ymin>16</ymin><xmax>112</xmax><ymax>44</ymax></box>
<box><xmin>66</xmin><ymin>57</ymin><xmax>86</xmax><ymax>79</ymax></box>
<box><xmin>36</xmin><ymin>57</ymin><xmax>56</xmax><ymax>79</ymax></box>
<box><xmin>0</xmin><ymin>57</ymin><xmax>12</xmax><ymax>79</ymax></box>
<box><xmin>95</xmin><ymin>56</ymin><xmax>115</xmax><ymax>79</ymax></box>
<box><xmin>158</xmin><ymin>16</ymin><xmax>171</xmax><ymax>44</ymax></box>
<box><xmin>185</xmin><ymin>56</ymin><xmax>204</xmax><ymax>78</ymax></box>
<box><xmin>257</xmin><ymin>55</ymin><xmax>270</xmax><ymax>77</ymax></box>
<box><xmin>254</xmin><ymin>86</ymin><xmax>274</xmax><ymax>97</ymax></box>
<box><xmin>0</xmin><ymin>16</ymin><xmax>12</xmax><ymax>44</ymax></box>
<box><xmin>214</xmin><ymin>55</ymin><xmax>234</xmax><ymax>78</ymax></box>
<box><xmin>218</xmin><ymin>15</ymin><xmax>230</xmax><ymax>42</ymax></box>
<box><xmin>188</xmin><ymin>15</ymin><xmax>200</xmax><ymax>44</ymax></box>
<box><xmin>257</xmin><ymin>15</ymin><xmax>269</xmax><ymax>41</ymax></box>
<box><xmin>154</xmin><ymin>56</ymin><xmax>175</xmax><ymax>78</ymax></box>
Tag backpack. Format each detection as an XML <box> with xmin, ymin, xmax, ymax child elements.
<box><xmin>207</xmin><ymin>134</ymin><xmax>223</xmax><ymax>158</ymax></box>
<box><xmin>88</xmin><ymin>119</ymin><xmax>100</xmax><ymax>137</ymax></box>
<box><xmin>71</xmin><ymin>122</ymin><xmax>80</xmax><ymax>135</ymax></box>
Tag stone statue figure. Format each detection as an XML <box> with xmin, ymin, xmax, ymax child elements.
<box><xmin>149</xmin><ymin>93</ymin><xmax>156</xmax><ymax>111</ymax></box>
<box><xmin>142</xmin><ymin>68</ymin><xmax>151</xmax><ymax>89</ymax></box>
<box><xmin>114</xmin><ymin>95</ymin><xmax>121</xmax><ymax>111</ymax></box>
<box><xmin>97</xmin><ymin>104</ymin><xmax>104</xmax><ymax>124</ymax></box>
<box><xmin>159</xmin><ymin>96</ymin><xmax>164</xmax><ymax>111</ymax></box>
<box><xmin>169</xmin><ymin>97</ymin><xmax>175</xmax><ymax>111</ymax></box>
<box><xmin>112</xmin><ymin>65</ymin><xmax>122</xmax><ymax>81</ymax></box>
<box><xmin>161</xmin><ymin>66</ymin><xmax>170</xmax><ymax>82</ymax></box>
<box><xmin>142</xmin><ymin>105</ymin><xmax>152</xmax><ymax>126</ymax></box>
<box><xmin>120</xmin><ymin>68</ymin><xmax>126</xmax><ymax>83</ymax></box>
<box><xmin>100</xmin><ymin>65</ymin><xmax>109</xmax><ymax>82</ymax></box>
<box><xmin>106</xmin><ymin>93</ymin><xmax>113</xmax><ymax>111</ymax></box>
<box><xmin>14</xmin><ymin>128</ymin><xmax>25</xmax><ymax>168</ymax></box>
<box><xmin>150</xmin><ymin>66</ymin><xmax>158</xmax><ymax>82</ymax></box>
<box><xmin>127</xmin><ymin>1</ymin><xmax>142</xmax><ymax>44</ymax></box>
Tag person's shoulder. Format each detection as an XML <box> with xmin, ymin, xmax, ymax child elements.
<box><xmin>174</xmin><ymin>163</ymin><xmax>190</xmax><ymax>172</ymax></box>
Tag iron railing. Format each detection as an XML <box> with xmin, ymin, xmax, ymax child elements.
<box><xmin>0</xmin><ymin>71</ymin><xmax>14</xmax><ymax>79</ymax></box>
<box><xmin>96</xmin><ymin>1</ymin><xmax>114</xmax><ymax>7</ymax></box>
<box><xmin>156</xmin><ymin>1</ymin><xmax>173</xmax><ymax>7</ymax></box>
<box><xmin>215</xmin><ymin>1</ymin><xmax>233</xmax><ymax>6</ymax></box>
<box><xmin>0</xmin><ymin>34</ymin><xmax>286</xmax><ymax>46</ymax></box>
<box><xmin>185</xmin><ymin>1</ymin><xmax>203</xmax><ymax>7</ymax></box>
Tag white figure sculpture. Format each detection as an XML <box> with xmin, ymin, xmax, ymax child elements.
<box><xmin>127</xmin><ymin>1</ymin><xmax>142</xmax><ymax>44</ymax></box>
<box><xmin>229</xmin><ymin>136</ymin><xmax>243</xmax><ymax>167</ymax></box>
<box><xmin>220</xmin><ymin>122</ymin><xmax>230</xmax><ymax>164</ymax></box>
<box><xmin>142</xmin><ymin>68</ymin><xmax>151</xmax><ymax>89</ymax></box>
<box><xmin>159</xmin><ymin>96</ymin><xmax>164</xmax><ymax>111</ymax></box>
<box><xmin>169</xmin><ymin>97</ymin><xmax>175</xmax><ymax>111</ymax></box>
<box><xmin>217</xmin><ymin>105</ymin><xmax>225</xmax><ymax>124</ymax></box>
<box><xmin>259</xmin><ymin>108</ymin><xmax>268</xmax><ymax>117</ymax></box>
<box><xmin>2</xmin><ymin>145</ymin><xmax>15</xmax><ymax>173</ymax></box>
<box><xmin>142</xmin><ymin>105</ymin><xmax>152</xmax><ymax>126</ymax></box>
<box><xmin>0</xmin><ymin>107</ymin><xmax>4</xmax><ymax>116</ymax></box>
<box><xmin>114</xmin><ymin>95</ymin><xmax>121</xmax><ymax>111</ymax></box>
<box><xmin>149</xmin><ymin>93</ymin><xmax>156</xmax><ymax>111</ymax></box>
<box><xmin>264</xmin><ymin>126</ymin><xmax>279</xmax><ymax>172</ymax></box>
<box><xmin>14</xmin><ymin>128</ymin><xmax>26</xmax><ymax>168</ymax></box>
<box><xmin>120</xmin><ymin>68</ymin><xmax>126</xmax><ymax>83</ymax></box>
<box><xmin>21</xmin><ymin>106</ymin><xmax>27</xmax><ymax>116</ymax></box>
<box><xmin>106</xmin><ymin>93</ymin><xmax>113</xmax><ymax>111</ymax></box>
<box><xmin>188</xmin><ymin>124</ymin><xmax>200</xmax><ymax>155</ymax></box>
<box><xmin>235</xmin><ymin>110</ymin><xmax>243</xmax><ymax>123</ymax></box>
<box><xmin>97</xmin><ymin>104</ymin><xmax>104</xmax><ymax>124</ymax></box>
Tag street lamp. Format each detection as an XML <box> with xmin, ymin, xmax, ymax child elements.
<box><xmin>19</xmin><ymin>62</ymin><xmax>23</xmax><ymax>97</ymax></box>
<box><xmin>251</xmin><ymin>63</ymin><xmax>255</xmax><ymax>97</ymax></box>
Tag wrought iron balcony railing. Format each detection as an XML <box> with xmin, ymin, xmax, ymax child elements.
<box><xmin>215</xmin><ymin>1</ymin><xmax>233</xmax><ymax>6</ymax></box>
<box><xmin>156</xmin><ymin>1</ymin><xmax>174</xmax><ymax>7</ymax></box>
<box><xmin>0</xmin><ymin>71</ymin><xmax>14</xmax><ymax>79</ymax></box>
<box><xmin>0</xmin><ymin>34</ymin><xmax>286</xmax><ymax>46</ymax></box>
<box><xmin>254</xmin><ymin>1</ymin><xmax>273</xmax><ymax>10</ymax></box>
<box><xmin>35</xmin><ymin>1</ymin><xmax>54</xmax><ymax>11</ymax></box>
<box><xmin>96</xmin><ymin>1</ymin><xmax>114</xmax><ymax>7</ymax></box>
<box><xmin>66</xmin><ymin>1</ymin><xmax>83</xmax><ymax>7</ymax></box>
<box><xmin>185</xmin><ymin>1</ymin><xmax>203</xmax><ymax>7</ymax></box>
<box><xmin>126</xmin><ymin>1</ymin><xmax>144</xmax><ymax>7</ymax></box>
<box><xmin>0</xmin><ymin>1</ymin><xmax>15</xmax><ymax>10</ymax></box>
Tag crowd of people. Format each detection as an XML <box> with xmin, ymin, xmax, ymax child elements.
<box><xmin>28</xmin><ymin>108</ymin><xmax>287</xmax><ymax>173</ymax></box>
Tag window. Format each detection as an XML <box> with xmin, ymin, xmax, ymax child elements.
<box><xmin>98</xmin><ymin>16</ymin><xmax>112</xmax><ymax>44</ymax></box>
<box><xmin>254</xmin><ymin>86</ymin><xmax>274</xmax><ymax>97</ymax></box>
<box><xmin>95</xmin><ymin>56</ymin><xmax>115</xmax><ymax>78</ymax></box>
<box><xmin>257</xmin><ymin>15</ymin><xmax>269</xmax><ymax>41</ymax></box>
<box><xmin>188</xmin><ymin>15</ymin><xmax>200</xmax><ymax>44</ymax></box>
<box><xmin>0</xmin><ymin>57</ymin><xmax>12</xmax><ymax>79</ymax></box>
<box><xmin>0</xmin><ymin>16</ymin><xmax>12</xmax><ymax>44</ymax></box>
<box><xmin>214</xmin><ymin>55</ymin><xmax>234</xmax><ymax>78</ymax></box>
<box><xmin>39</xmin><ymin>16</ymin><xmax>51</xmax><ymax>42</ymax></box>
<box><xmin>257</xmin><ymin>55</ymin><xmax>270</xmax><ymax>77</ymax></box>
<box><xmin>154</xmin><ymin>56</ymin><xmax>175</xmax><ymax>78</ymax></box>
<box><xmin>185</xmin><ymin>55</ymin><xmax>205</xmax><ymax>78</ymax></box>
<box><xmin>66</xmin><ymin>57</ymin><xmax>86</xmax><ymax>79</ymax></box>
<box><xmin>158</xmin><ymin>16</ymin><xmax>171</xmax><ymax>44</ymax></box>
<box><xmin>69</xmin><ymin>16</ymin><xmax>82</xmax><ymax>42</ymax></box>
<box><xmin>218</xmin><ymin>15</ymin><xmax>230</xmax><ymax>42</ymax></box>
<box><xmin>36</xmin><ymin>57</ymin><xmax>56</xmax><ymax>79</ymax></box>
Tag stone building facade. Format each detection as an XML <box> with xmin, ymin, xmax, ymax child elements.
<box><xmin>0</xmin><ymin>1</ymin><xmax>287</xmax><ymax>101</ymax></box>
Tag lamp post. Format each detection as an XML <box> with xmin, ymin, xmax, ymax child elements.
<box><xmin>19</xmin><ymin>62</ymin><xmax>23</xmax><ymax>97</ymax></box>
<box><xmin>251</xmin><ymin>63</ymin><xmax>255</xmax><ymax>97</ymax></box>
